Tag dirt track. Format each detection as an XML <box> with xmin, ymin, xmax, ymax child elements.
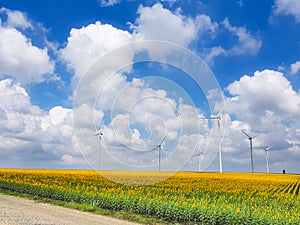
<box><xmin>0</xmin><ymin>193</ymin><xmax>140</xmax><ymax>225</ymax></box>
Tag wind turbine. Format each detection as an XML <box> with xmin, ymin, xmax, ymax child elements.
<box><xmin>198</xmin><ymin>114</ymin><xmax>223</xmax><ymax>173</ymax></box>
<box><xmin>263</xmin><ymin>146</ymin><xmax>272</xmax><ymax>174</ymax></box>
<box><xmin>95</xmin><ymin>129</ymin><xmax>103</xmax><ymax>170</ymax></box>
<box><xmin>241</xmin><ymin>130</ymin><xmax>258</xmax><ymax>173</ymax></box>
<box><xmin>193</xmin><ymin>152</ymin><xmax>203</xmax><ymax>172</ymax></box>
<box><xmin>151</xmin><ymin>135</ymin><xmax>166</xmax><ymax>172</ymax></box>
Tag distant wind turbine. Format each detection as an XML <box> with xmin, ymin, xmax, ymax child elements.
<box><xmin>241</xmin><ymin>130</ymin><xmax>258</xmax><ymax>173</ymax></box>
<box><xmin>193</xmin><ymin>152</ymin><xmax>203</xmax><ymax>172</ymax></box>
<box><xmin>95</xmin><ymin>128</ymin><xmax>104</xmax><ymax>170</ymax></box>
<box><xmin>263</xmin><ymin>146</ymin><xmax>272</xmax><ymax>174</ymax></box>
<box><xmin>151</xmin><ymin>135</ymin><xmax>166</xmax><ymax>172</ymax></box>
<box><xmin>198</xmin><ymin>113</ymin><xmax>223</xmax><ymax>173</ymax></box>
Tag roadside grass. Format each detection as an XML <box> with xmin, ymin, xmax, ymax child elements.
<box><xmin>0</xmin><ymin>188</ymin><xmax>167</xmax><ymax>225</ymax></box>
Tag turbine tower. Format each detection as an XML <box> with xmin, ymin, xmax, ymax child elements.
<box><xmin>199</xmin><ymin>114</ymin><xmax>223</xmax><ymax>173</ymax></box>
<box><xmin>193</xmin><ymin>152</ymin><xmax>203</xmax><ymax>172</ymax></box>
<box><xmin>241</xmin><ymin>130</ymin><xmax>257</xmax><ymax>173</ymax></box>
<box><xmin>263</xmin><ymin>146</ymin><xmax>272</xmax><ymax>174</ymax></box>
<box><xmin>152</xmin><ymin>135</ymin><xmax>166</xmax><ymax>172</ymax></box>
<box><xmin>95</xmin><ymin>129</ymin><xmax>103</xmax><ymax>170</ymax></box>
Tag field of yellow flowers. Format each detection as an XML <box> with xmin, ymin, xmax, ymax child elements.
<box><xmin>0</xmin><ymin>169</ymin><xmax>299</xmax><ymax>224</ymax></box>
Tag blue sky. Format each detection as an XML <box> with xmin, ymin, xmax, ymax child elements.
<box><xmin>0</xmin><ymin>0</ymin><xmax>300</xmax><ymax>173</ymax></box>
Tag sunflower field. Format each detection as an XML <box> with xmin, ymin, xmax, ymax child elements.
<box><xmin>0</xmin><ymin>169</ymin><xmax>299</xmax><ymax>224</ymax></box>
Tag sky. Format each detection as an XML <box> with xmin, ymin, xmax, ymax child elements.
<box><xmin>0</xmin><ymin>0</ymin><xmax>300</xmax><ymax>174</ymax></box>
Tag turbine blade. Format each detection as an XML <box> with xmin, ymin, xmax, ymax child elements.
<box><xmin>198</xmin><ymin>116</ymin><xmax>219</xmax><ymax>121</ymax></box>
<box><xmin>111</xmin><ymin>139</ymin><xmax>133</xmax><ymax>148</ymax></box>
<box><xmin>241</xmin><ymin>130</ymin><xmax>251</xmax><ymax>138</ymax></box>
<box><xmin>216</xmin><ymin>103</ymin><xmax>226</xmax><ymax>117</ymax></box>
<box><xmin>151</xmin><ymin>146</ymin><xmax>159</xmax><ymax>151</ymax></box>
<box><xmin>197</xmin><ymin>115</ymin><xmax>212</xmax><ymax>119</ymax></box>
<box><xmin>198</xmin><ymin>115</ymin><xmax>220</xmax><ymax>119</ymax></box>
<box><xmin>159</xmin><ymin>135</ymin><xmax>167</xmax><ymax>145</ymax></box>
<box><xmin>264</xmin><ymin>146</ymin><xmax>272</xmax><ymax>151</ymax></box>
<box><xmin>218</xmin><ymin>117</ymin><xmax>226</xmax><ymax>130</ymax></box>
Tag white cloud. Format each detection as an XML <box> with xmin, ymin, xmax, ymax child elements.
<box><xmin>61</xmin><ymin>6</ymin><xmax>224</xmax><ymax>170</ymax></box>
<box><xmin>291</xmin><ymin>61</ymin><xmax>300</xmax><ymax>74</ymax></box>
<box><xmin>0</xmin><ymin>25</ymin><xmax>54</xmax><ymax>84</ymax></box>
<box><xmin>0</xmin><ymin>79</ymin><xmax>82</xmax><ymax>168</ymax></box>
<box><xmin>61</xmin><ymin>4</ymin><xmax>222</xmax><ymax>82</ymax></box>
<box><xmin>132</xmin><ymin>3</ymin><xmax>197</xmax><ymax>47</ymax></box>
<box><xmin>204</xmin><ymin>46</ymin><xmax>226</xmax><ymax>64</ymax></box>
<box><xmin>273</xmin><ymin>0</ymin><xmax>300</xmax><ymax>22</ymax></box>
<box><xmin>99</xmin><ymin>0</ymin><xmax>120</xmax><ymax>7</ymax></box>
<box><xmin>226</xmin><ymin>69</ymin><xmax>300</xmax><ymax>118</ymax></box>
<box><xmin>195</xmin><ymin>14</ymin><xmax>218</xmax><ymax>39</ymax></box>
<box><xmin>0</xmin><ymin>7</ymin><xmax>33</xmax><ymax>29</ymax></box>
<box><xmin>73</xmin><ymin>71</ymin><xmax>205</xmax><ymax>170</ymax></box>
<box><xmin>60</xmin><ymin>4</ymin><xmax>300</xmax><ymax>172</ymax></box>
<box><xmin>61</xmin><ymin>3</ymin><xmax>202</xmax><ymax>81</ymax></box>
<box><xmin>222</xmin><ymin>18</ymin><xmax>262</xmax><ymax>55</ymax></box>
<box><xmin>61</xmin><ymin>154</ymin><xmax>84</xmax><ymax>165</ymax></box>
<box><xmin>60</xmin><ymin>21</ymin><xmax>132</xmax><ymax>81</ymax></box>
<box><xmin>202</xmin><ymin>17</ymin><xmax>261</xmax><ymax>63</ymax></box>
<box><xmin>223</xmin><ymin>69</ymin><xmax>300</xmax><ymax>173</ymax></box>
<box><xmin>277</xmin><ymin>64</ymin><xmax>285</xmax><ymax>71</ymax></box>
<box><xmin>0</xmin><ymin>79</ymin><xmax>34</xmax><ymax>115</ymax></box>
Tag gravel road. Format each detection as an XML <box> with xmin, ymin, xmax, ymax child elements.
<box><xmin>0</xmin><ymin>193</ymin><xmax>140</xmax><ymax>225</ymax></box>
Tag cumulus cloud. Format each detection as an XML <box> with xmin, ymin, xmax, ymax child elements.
<box><xmin>222</xmin><ymin>18</ymin><xmax>262</xmax><ymax>55</ymax></box>
<box><xmin>60</xmin><ymin>21</ymin><xmax>132</xmax><ymax>81</ymax></box>
<box><xmin>6</xmin><ymin>3</ymin><xmax>295</xmax><ymax>172</ymax></box>
<box><xmin>290</xmin><ymin>61</ymin><xmax>300</xmax><ymax>74</ymax></box>
<box><xmin>195</xmin><ymin>14</ymin><xmax>218</xmax><ymax>39</ymax></box>
<box><xmin>73</xmin><ymin>70</ymin><xmax>204</xmax><ymax>170</ymax></box>
<box><xmin>0</xmin><ymin>79</ymin><xmax>35</xmax><ymax>115</ymax></box>
<box><xmin>132</xmin><ymin>3</ymin><xmax>197</xmax><ymax>46</ymax></box>
<box><xmin>273</xmin><ymin>0</ymin><xmax>300</xmax><ymax>22</ymax></box>
<box><xmin>0</xmin><ymin>7</ymin><xmax>33</xmax><ymax>29</ymax></box>
<box><xmin>80</xmin><ymin>67</ymin><xmax>300</xmax><ymax>172</ymax></box>
<box><xmin>60</xmin><ymin>4</ymin><xmax>225</xmax><ymax>170</ymax></box>
<box><xmin>201</xmin><ymin>17</ymin><xmax>261</xmax><ymax>63</ymax></box>
<box><xmin>62</xmin><ymin>4</ymin><xmax>251</xmax><ymax>80</ymax></box>
<box><xmin>0</xmin><ymin>14</ymin><xmax>54</xmax><ymax>84</ymax></box>
<box><xmin>227</xmin><ymin>69</ymin><xmax>300</xmax><ymax>118</ymax></box>
<box><xmin>60</xmin><ymin>3</ymin><xmax>221</xmax><ymax>88</ymax></box>
<box><xmin>0</xmin><ymin>79</ymin><xmax>82</xmax><ymax>168</ymax></box>
<box><xmin>223</xmin><ymin>69</ymin><xmax>300</xmax><ymax>173</ymax></box>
